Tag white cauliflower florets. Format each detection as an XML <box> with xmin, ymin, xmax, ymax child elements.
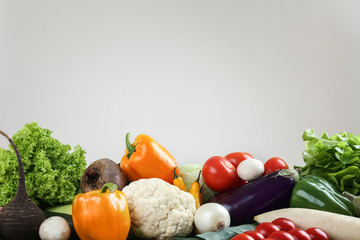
<box><xmin>122</xmin><ymin>178</ymin><xmax>196</xmax><ymax>240</ymax></box>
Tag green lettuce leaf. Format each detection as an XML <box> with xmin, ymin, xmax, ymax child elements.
<box><xmin>0</xmin><ymin>122</ymin><xmax>86</xmax><ymax>208</ymax></box>
<box><xmin>298</xmin><ymin>129</ymin><xmax>360</xmax><ymax>194</ymax></box>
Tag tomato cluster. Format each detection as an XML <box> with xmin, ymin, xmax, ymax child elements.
<box><xmin>231</xmin><ymin>218</ymin><xmax>329</xmax><ymax>240</ymax></box>
<box><xmin>202</xmin><ymin>152</ymin><xmax>289</xmax><ymax>192</ymax></box>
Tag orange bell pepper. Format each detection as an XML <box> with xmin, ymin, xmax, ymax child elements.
<box><xmin>120</xmin><ymin>133</ymin><xmax>179</xmax><ymax>184</ymax></box>
<box><xmin>72</xmin><ymin>183</ymin><xmax>130</xmax><ymax>240</ymax></box>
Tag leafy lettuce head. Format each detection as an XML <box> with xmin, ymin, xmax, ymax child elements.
<box><xmin>298</xmin><ymin>129</ymin><xmax>360</xmax><ymax>195</ymax></box>
<box><xmin>0</xmin><ymin>122</ymin><xmax>86</xmax><ymax>208</ymax></box>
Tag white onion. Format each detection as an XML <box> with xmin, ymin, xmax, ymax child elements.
<box><xmin>194</xmin><ymin>203</ymin><xmax>231</xmax><ymax>233</ymax></box>
<box><xmin>237</xmin><ymin>158</ymin><xmax>264</xmax><ymax>181</ymax></box>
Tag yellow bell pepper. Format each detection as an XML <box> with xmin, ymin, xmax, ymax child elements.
<box><xmin>72</xmin><ymin>183</ymin><xmax>130</xmax><ymax>240</ymax></box>
<box><xmin>120</xmin><ymin>133</ymin><xmax>179</xmax><ymax>184</ymax></box>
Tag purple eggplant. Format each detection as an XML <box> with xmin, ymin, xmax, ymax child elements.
<box><xmin>208</xmin><ymin>169</ymin><xmax>300</xmax><ymax>226</ymax></box>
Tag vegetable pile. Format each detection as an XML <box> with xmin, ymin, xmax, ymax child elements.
<box><xmin>233</xmin><ymin>216</ymin><xmax>330</xmax><ymax>240</ymax></box>
<box><xmin>1</xmin><ymin>125</ymin><xmax>360</xmax><ymax>240</ymax></box>
<box><xmin>254</xmin><ymin>208</ymin><xmax>359</xmax><ymax>240</ymax></box>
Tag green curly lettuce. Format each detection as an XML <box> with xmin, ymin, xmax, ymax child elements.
<box><xmin>297</xmin><ymin>129</ymin><xmax>360</xmax><ymax>195</ymax></box>
<box><xmin>0</xmin><ymin>122</ymin><xmax>86</xmax><ymax>208</ymax></box>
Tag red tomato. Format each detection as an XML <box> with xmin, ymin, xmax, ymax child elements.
<box><xmin>225</xmin><ymin>152</ymin><xmax>254</xmax><ymax>168</ymax></box>
<box><xmin>271</xmin><ymin>218</ymin><xmax>296</xmax><ymax>232</ymax></box>
<box><xmin>305</xmin><ymin>227</ymin><xmax>329</xmax><ymax>240</ymax></box>
<box><xmin>263</xmin><ymin>157</ymin><xmax>289</xmax><ymax>175</ymax></box>
<box><xmin>243</xmin><ymin>231</ymin><xmax>265</xmax><ymax>240</ymax></box>
<box><xmin>255</xmin><ymin>222</ymin><xmax>280</xmax><ymax>237</ymax></box>
<box><xmin>231</xmin><ymin>234</ymin><xmax>255</xmax><ymax>240</ymax></box>
<box><xmin>288</xmin><ymin>228</ymin><xmax>311</xmax><ymax>240</ymax></box>
<box><xmin>202</xmin><ymin>156</ymin><xmax>239</xmax><ymax>192</ymax></box>
<box><xmin>268</xmin><ymin>231</ymin><xmax>294</xmax><ymax>240</ymax></box>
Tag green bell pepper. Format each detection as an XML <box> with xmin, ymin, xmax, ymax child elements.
<box><xmin>290</xmin><ymin>174</ymin><xmax>356</xmax><ymax>216</ymax></box>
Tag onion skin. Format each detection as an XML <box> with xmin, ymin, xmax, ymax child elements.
<box><xmin>208</xmin><ymin>169</ymin><xmax>299</xmax><ymax>226</ymax></box>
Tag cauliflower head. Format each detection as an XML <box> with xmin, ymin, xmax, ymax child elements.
<box><xmin>122</xmin><ymin>178</ymin><xmax>196</xmax><ymax>240</ymax></box>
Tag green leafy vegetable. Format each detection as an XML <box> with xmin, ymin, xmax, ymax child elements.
<box><xmin>297</xmin><ymin>129</ymin><xmax>360</xmax><ymax>194</ymax></box>
<box><xmin>0</xmin><ymin>122</ymin><xmax>87</xmax><ymax>208</ymax></box>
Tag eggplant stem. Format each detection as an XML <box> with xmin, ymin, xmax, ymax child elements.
<box><xmin>342</xmin><ymin>191</ymin><xmax>355</xmax><ymax>201</ymax></box>
<box><xmin>342</xmin><ymin>191</ymin><xmax>360</xmax><ymax>217</ymax></box>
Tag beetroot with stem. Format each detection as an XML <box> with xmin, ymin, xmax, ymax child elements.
<box><xmin>0</xmin><ymin>129</ymin><xmax>45</xmax><ymax>240</ymax></box>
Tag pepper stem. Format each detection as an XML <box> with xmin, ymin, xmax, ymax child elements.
<box><xmin>196</xmin><ymin>170</ymin><xmax>202</xmax><ymax>183</ymax></box>
<box><xmin>173</xmin><ymin>167</ymin><xmax>180</xmax><ymax>179</ymax></box>
<box><xmin>125</xmin><ymin>133</ymin><xmax>136</xmax><ymax>159</ymax></box>
<box><xmin>100</xmin><ymin>183</ymin><xmax>118</xmax><ymax>193</ymax></box>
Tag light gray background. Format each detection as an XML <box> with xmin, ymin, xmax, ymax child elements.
<box><xmin>1</xmin><ymin>1</ymin><xmax>359</xmax><ymax>167</ymax></box>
